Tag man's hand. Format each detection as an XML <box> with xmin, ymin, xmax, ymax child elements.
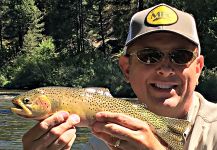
<box><xmin>92</xmin><ymin>112</ymin><xmax>167</xmax><ymax>150</ymax></box>
<box><xmin>22</xmin><ymin>111</ymin><xmax>80</xmax><ymax>150</ymax></box>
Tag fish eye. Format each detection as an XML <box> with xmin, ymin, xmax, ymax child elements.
<box><xmin>23</xmin><ymin>98</ymin><xmax>30</xmax><ymax>104</ymax></box>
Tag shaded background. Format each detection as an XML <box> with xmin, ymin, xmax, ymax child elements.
<box><xmin>0</xmin><ymin>0</ymin><xmax>216</xmax><ymax>101</ymax></box>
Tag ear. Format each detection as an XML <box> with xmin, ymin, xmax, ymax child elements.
<box><xmin>195</xmin><ymin>55</ymin><xmax>204</xmax><ymax>80</ymax></box>
<box><xmin>119</xmin><ymin>56</ymin><xmax>130</xmax><ymax>82</ymax></box>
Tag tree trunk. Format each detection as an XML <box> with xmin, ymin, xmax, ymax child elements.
<box><xmin>99</xmin><ymin>0</ymin><xmax>106</xmax><ymax>54</ymax></box>
<box><xmin>76</xmin><ymin>1</ymin><xmax>81</xmax><ymax>53</ymax></box>
<box><xmin>79</xmin><ymin>0</ymin><xmax>84</xmax><ymax>51</ymax></box>
<box><xmin>137</xmin><ymin>0</ymin><xmax>144</xmax><ymax>11</ymax></box>
<box><xmin>0</xmin><ymin>20</ymin><xmax>2</xmax><ymax>50</ymax></box>
<box><xmin>18</xmin><ymin>26</ymin><xmax>23</xmax><ymax>50</ymax></box>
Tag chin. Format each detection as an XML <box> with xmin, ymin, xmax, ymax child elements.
<box><xmin>162</xmin><ymin>99</ymin><xmax>180</xmax><ymax>108</ymax></box>
<box><xmin>158</xmin><ymin>94</ymin><xmax>181</xmax><ymax>107</ymax></box>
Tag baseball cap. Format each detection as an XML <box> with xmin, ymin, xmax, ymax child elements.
<box><xmin>124</xmin><ymin>3</ymin><xmax>200</xmax><ymax>54</ymax></box>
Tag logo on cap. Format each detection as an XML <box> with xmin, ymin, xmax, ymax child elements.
<box><xmin>146</xmin><ymin>5</ymin><xmax>178</xmax><ymax>26</ymax></box>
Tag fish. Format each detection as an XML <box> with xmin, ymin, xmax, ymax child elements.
<box><xmin>11</xmin><ymin>87</ymin><xmax>190</xmax><ymax>150</ymax></box>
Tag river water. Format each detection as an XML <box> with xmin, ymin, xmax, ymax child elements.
<box><xmin>0</xmin><ymin>93</ymin><xmax>91</xmax><ymax>150</ymax></box>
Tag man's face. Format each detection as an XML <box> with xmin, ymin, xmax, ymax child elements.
<box><xmin>119</xmin><ymin>32</ymin><xmax>204</xmax><ymax>118</ymax></box>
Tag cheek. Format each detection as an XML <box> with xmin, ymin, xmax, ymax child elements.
<box><xmin>36</xmin><ymin>99</ymin><xmax>50</xmax><ymax>109</ymax></box>
<box><xmin>181</xmin><ymin>67</ymin><xmax>197</xmax><ymax>93</ymax></box>
<box><xmin>128</xmin><ymin>64</ymin><xmax>145</xmax><ymax>84</ymax></box>
<box><xmin>33</xmin><ymin>98</ymin><xmax>51</xmax><ymax>114</ymax></box>
<box><xmin>128</xmin><ymin>63</ymin><xmax>151</xmax><ymax>96</ymax></box>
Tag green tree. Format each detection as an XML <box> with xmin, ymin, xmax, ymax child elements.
<box><xmin>1</xmin><ymin>0</ymin><xmax>216</xmax><ymax>99</ymax></box>
<box><xmin>21</xmin><ymin>0</ymin><xmax>44</xmax><ymax>53</ymax></box>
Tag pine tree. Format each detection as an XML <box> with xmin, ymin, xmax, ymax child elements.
<box><xmin>20</xmin><ymin>0</ymin><xmax>44</xmax><ymax>53</ymax></box>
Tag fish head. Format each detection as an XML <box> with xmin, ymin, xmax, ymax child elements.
<box><xmin>11</xmin><ymin>89</ymin><xmax>52</xmax><ymax>120</ymax></box>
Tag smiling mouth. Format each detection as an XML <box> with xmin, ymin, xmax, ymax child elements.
<box><xmin>151</xmin><ymin>83</ymin><xmax>178</xmax><ymax>90</ymax></box>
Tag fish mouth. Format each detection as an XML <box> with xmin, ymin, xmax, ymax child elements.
<box><xmin>11</xmin><ymin>99</ymin><xmax>32</xmax><ymax>117</ymax></box>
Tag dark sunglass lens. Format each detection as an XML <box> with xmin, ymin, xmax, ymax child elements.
<box><xmin>171</xmin><ymin>50</ymin><xmax>194</xmax><ymax>64</ymax></box>
<box><xmin>137</xmin><ymin>50</ymin><xmax>162</xmax><ymax>64</ymax></box>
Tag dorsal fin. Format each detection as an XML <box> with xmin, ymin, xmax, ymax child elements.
<box><xmin>84</xmin><ymin>87</ymin><xmax>112</xmax><ymax>97</ymax></box>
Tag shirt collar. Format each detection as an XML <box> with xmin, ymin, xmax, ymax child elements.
<box><xmin>183</xmin><ymin>93</ymin><xmax>200</xmax><ymax>140</ymax></box>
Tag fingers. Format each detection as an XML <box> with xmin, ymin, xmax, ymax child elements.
<box><xmin>62</xmin><ymin>136</ymin><xmax>77</xmax><ymax>150</ymax></box>
<box><xmin>23</xmin><ymin>111</ymin><xmax>69</xmax><ymax>147</ymax></box>
<box><xmin>36</xmin><ymin>114</ymin><xmax>80</xmax><ymax>148</ymax></box>
<box><xmin>93</xmin><ymin>131</ymin><xmax>134</xmax><ymax>150</ymax></box>
<box><xmin>93</xmin><ymin>122</ymin><xmax>134</xmax><ymax>141</ymax></box>
<box><xmin>22</xmin><ymin>111</ymin><xmax>80</xmax><ymax>150</ymax></box>
<box><xmin>95</xmin><ymin>111</ymin><xmax>150</xmax><ymax>131</ymax></box>
<box><xmin>92</xmin><ymin>119</ymin><xmax>139</xmax><ymax>150</ymax></box>
<box><xmin>47</xmin><ymin>128</ymin><xmax>76</xmax><ymax>150</ymax></box>
<box><xmin>93</xmin><ymin>112</ymin><xmax>166</xmax><ymax>150</ymax></box>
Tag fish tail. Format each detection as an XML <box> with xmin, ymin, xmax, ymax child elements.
<box><xmin>157</xmin><ymin>117</ymin><xmax>190</xmax><ymax>150</ymax></box>
<box><xmin>157</xmin><ymin>130</ymin><xmax>183</xmax><ymax>150</ymax></box>
<box><xmin>165</xmin><ymin>117</ymin><xmax>190</xmax><ymax>134</ymax></box>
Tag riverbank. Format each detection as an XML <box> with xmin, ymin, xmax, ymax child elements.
<box><xmin>0</xmin><ymin>89</ymin><xmax>26</xmax><ymax>95</ymax></box>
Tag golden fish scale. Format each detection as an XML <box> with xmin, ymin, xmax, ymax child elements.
<box><xmin>38</xmin><ymin>87</ymin><xmax>167</xmax><ymax>130</ymax></box>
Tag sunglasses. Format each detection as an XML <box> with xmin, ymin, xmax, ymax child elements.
<box><xmin>126</xmin><ymin>48</ymin><xmax>198</xmax><ymax>65</ymax></box>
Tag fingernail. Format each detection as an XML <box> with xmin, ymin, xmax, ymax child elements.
<box><xmin>95</xmin><ymin>112</ymin><xmax>103</xmax><ymax>118</ymax></box>
<box><xmin>70</xmin><ymin>114</ymin><xmax>80</xmax><ymax>123</ymax></box>
<box><xmin>60</xmin><ymin>111</ymin><xmax>69</xmax><ymax>119</ymax></box>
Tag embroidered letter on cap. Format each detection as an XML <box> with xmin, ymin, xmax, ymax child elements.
<box><xmin>146</xmin><ymin>5</ymin><xmax>178</xmax><ymax>26</ymax></box>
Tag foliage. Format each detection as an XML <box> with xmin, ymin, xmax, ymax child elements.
<box><xmin>0</xmin><ymin>0</ymin><xmax>216</xmax><ymax>98</ymax></box>
<box><xmin>0</xmin><ymin>74</ymin><xmax>9</xmax><ymax>87</ymax></box>
<box><xmin>43</xmin><ymin>49</ymin><xmax>134</xmax><ymax>97</ymax></box>
<box><xmin>5</xmin><ymin>37</ymin><xmax>57</xmax><ymax>88</ymax></box>
<box><xmin>197</xmin><ymin>67</ymin><xmax>217</xmax><ymax>102</ymax></box>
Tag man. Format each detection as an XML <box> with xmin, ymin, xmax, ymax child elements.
<box><xmin>22</xmin><ymin>3</ymin><xmax>217</xmax><ymax>150</ymax></box>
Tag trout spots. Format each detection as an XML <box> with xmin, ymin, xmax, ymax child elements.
<box><xmin>11</xmin><ymin>86</ymin><xmax>189</xmax><ymax>149</ymax></box>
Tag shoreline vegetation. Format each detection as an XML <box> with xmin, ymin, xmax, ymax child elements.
<box><xmin>0</xmin><ymin>1</ymin><xmax>216</xmax><ymax>100</ymax></box>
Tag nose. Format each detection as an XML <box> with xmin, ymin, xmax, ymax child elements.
<box><xmin>156</xmin><ymin>58</ymin><xmax>175</xmax><ymax>77</ymax></box>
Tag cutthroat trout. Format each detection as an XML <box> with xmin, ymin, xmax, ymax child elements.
<box><xmin>11</xmin><ymin>87</ymin><xmax>190</xmax><ymax>150</ymax></box>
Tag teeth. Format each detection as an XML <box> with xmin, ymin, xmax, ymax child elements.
<box><xmin>155</xmin><ymin>84</ymin><xmax>174</xmax><ymax>89</ymax></box>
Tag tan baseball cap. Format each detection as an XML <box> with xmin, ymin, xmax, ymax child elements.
<box><xmin>124</xmin><ymin>3</ymin><xmax>200</xmax><ymax>54</ymax></box>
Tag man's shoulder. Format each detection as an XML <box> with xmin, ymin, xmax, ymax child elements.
<box><xmin>195</xmin><ymin>92</ymin><xmax>217</xmax><ymax>123</ymax></box>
